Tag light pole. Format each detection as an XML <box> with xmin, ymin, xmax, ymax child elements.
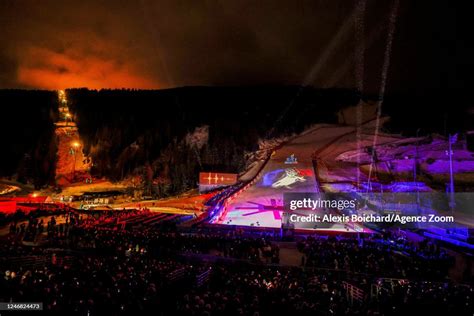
<box><xmin>448</xmin><ymin>134</ymin><xmax>457</xmax><ymax>212</ymax></box>
<box><xmin>71</xmin><ymin>141</ymin><xmax>80</xmax><ymax>182</ymax></box>
<box><xmin>414</xmin><ymin>128</ymin><xmax>421</xmax><ymax>214</ymax></box>
<box><xmin>65</xmin><ymin>112</ymin><xmax>71</xmax><ymax>126</ymax></box>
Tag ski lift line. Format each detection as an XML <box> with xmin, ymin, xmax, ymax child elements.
<box><xmin>355</xmin><ymin>0</ymin><xmax>367</xmax><ymax>191</ymax></box>
<box><xmin>366</xmin><ymin>0</ymin><xmax>400</xmax><ymax>193</ymax></box>
<box><xmin>354</xmin><ymin>0</ymin><xmax>367</xmax><ymax>93</ymax></box>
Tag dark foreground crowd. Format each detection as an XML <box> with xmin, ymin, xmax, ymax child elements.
<box><xmin>0</xmin><ymin>211</ymin><xmax>472</xmax><ymax>315</ymax></box>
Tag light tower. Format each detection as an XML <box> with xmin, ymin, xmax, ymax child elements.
<box><xmin>71</xmin><ymin>141</ymin><xmax>80</xmax><ymax>182</ymax></box>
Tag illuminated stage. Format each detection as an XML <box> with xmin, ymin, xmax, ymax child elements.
<box><xmin>212</xmin><ymin>125</ymin><xmax>370</xmax><ymax>233</ymax></box>
<box><xmin>210</xmin><ymin>124</ymin><xmax>474</xmax><ymax>239</ymax></box>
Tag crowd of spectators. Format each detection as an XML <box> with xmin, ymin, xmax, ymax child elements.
<box><xmin>298</xmin><ymin>234</ymin><xmax>453</xmax><ymax>279</ymax></box>
<box><xmin>176</xmin><ymin>265</ymin><xmax>472</xmax><ymax>316</ymax></box>
<box><xmin>0</xmin><ymin>210</ymin><xmax>471</xmax><ymax>315</ymax></box>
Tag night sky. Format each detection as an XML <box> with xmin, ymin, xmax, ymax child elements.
<box><xmin>0</xmin><ymin>0</ymin><xmax>471</xmax><ymax>96</ymax></box>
